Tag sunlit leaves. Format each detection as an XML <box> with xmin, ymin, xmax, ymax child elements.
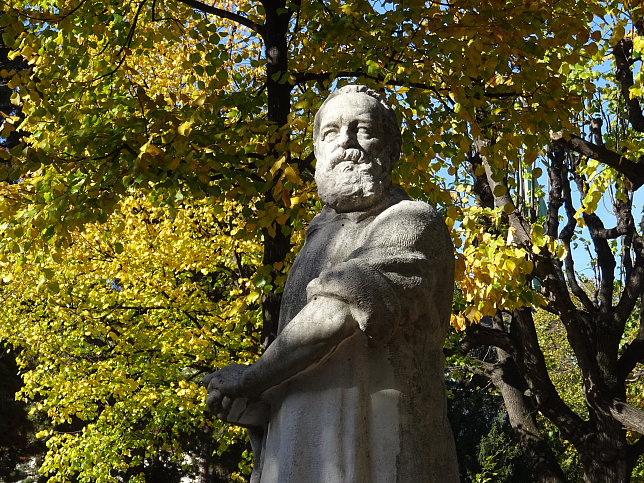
<box><xmin>1</xmin><ymin>0</ymin><xmax>639</xmax><ymax>478</ymax></box>
<box><xmin>449</xmin><ymin>204</ymin><xmax>546</xmax><ymax>329</ymax></box>
<box><xmin>0</xmin><ymin>194</ymin><xmax>262</xmax><ymax>480</ymax></box>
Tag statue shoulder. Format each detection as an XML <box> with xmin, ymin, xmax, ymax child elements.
<box><xmin>378</xmin><ymin>198</ymin><xmax>445</xmax><ymax>229</ymax></box>
<box><xmin>372</xmin><ymin>199</ymin><xmax>453</xmax><ymax>251</ymax></box>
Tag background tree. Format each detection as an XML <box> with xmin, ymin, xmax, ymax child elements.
<box><xmin>0</xmin><ymin>0</ymin><xmax>643</xmax><ymax>481</ymax></box>
<box><xmin>447</xmin><ymin>4</ymin><xmax>644</xmax><ymax>478</ymax></box>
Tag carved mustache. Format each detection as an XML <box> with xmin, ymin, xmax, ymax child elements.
<box><xmin>329</xmin><ymin>148</ymin><xmax>365</xmax><ymax>167</ymax></box>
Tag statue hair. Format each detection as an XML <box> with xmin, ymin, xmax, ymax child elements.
<box><xmin>313</xmin><ymin>85</ymin><xmax>402</xmax><ymax>170</ymax></box>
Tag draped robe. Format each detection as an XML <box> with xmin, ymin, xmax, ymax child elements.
<box><xmin>256</xmin><ymin>188</ymin><xmax>459</xmax><ymax>483</ymax></box>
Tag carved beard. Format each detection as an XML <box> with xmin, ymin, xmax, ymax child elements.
<box><xmin>315</xmin><ymin>148</ymin><xmax>390</xmax><ymax>213</ymax></box>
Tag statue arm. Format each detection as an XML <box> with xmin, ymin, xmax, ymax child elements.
<box><xmin>307</xmin><ymin>201</ymin><xmax>454</xmax><ymax>345</ymax></box>
<box><xmin>205</xmin><ymin>295</ymin><xmax>359</xmax><ymax>414</ymax></box>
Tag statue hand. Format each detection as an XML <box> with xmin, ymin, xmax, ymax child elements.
<box><xmin>204</xmin><ymin>366</ymin><xmax>268</xmax><ymax>425</ymax></box>
<box><xmin>203</xmin><ymin>363</ymin><xmax>249</xmax><ymax>398</ymax></box>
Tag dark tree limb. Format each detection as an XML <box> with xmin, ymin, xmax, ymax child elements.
<box><xmin>582</xmin><ymin>212</ymin><xmax>616</xmax><ymax>312</ymax></box>
<box><xmin>510</xmin><ymin>308</ymin><xmax>587</xmax><ymax>446</ymax></box>
<box><xmin>462</xmin><ymin>312</ymin><xmax>568</xmax><ymax>481</ymax></box>
<box><xmin>547</xmin><ymin>146</ymin><xmax>596</xmax><ymax>312</ymax></box>
<box><xmin>176</xmin><ymin>0</ymin><xmax>266</xmax><ymax>36</ymax></box>
<box><xmin>609</xmin><ymin>399</ymin><xmax>644</xmax><ymax>435</ymax></box>
<box><xmin>258</xmin><ymin>0</ymin><xmax>293</xmax><ymax>349</ymax></box>
<box><xmin>617</xmin><ymin>338</ymin><xmax>644</xmax><ymax>382</ymax></box>
<box><xmin>612</xmin><ymin>37</ymin><xmax>644</xmax><ymax>132</ymax></box>
<box><xmin>8</xmin><ymin>0</ymin><xmax>90</xmax><ymax>22</ymax></box>
<box><xmin>614</xmin><ymin>258</ymin><xmax>644</xmax><ymax>338</ymax></box>
<box><xmin>545</xmin><ymin>145</ymin><xmax>565</xmax><ymax>239</ymax></box>
<box><xmin>550</xmin><ymin>132</ymin><xmax>644</xmax><ymax>191</ymax></box>
<box><xmin>490</xmin><ymin>346</ymin><xmax>566</xmax><ymax>482</ymax></box>
<box><xmin>462</xmin><ymin>323</ymin><xmax>516</xmax><ymax>356</ymax></box>
<box><xmin>466</xmin><ymin>151</ymin><xmax>495</xmax><ymax>209</ymax></box>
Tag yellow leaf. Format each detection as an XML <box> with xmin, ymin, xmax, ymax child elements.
<box><xmin>167</xmin><ymin>157</ymin><xmax>181</xmax><ymax>170</ymax></box>
<box><xmin>177</xmin><ymin>121</ymin><xmax>193</xmax><ymax>137</ymax></box>
<box><xmin>451</xmin><ymin>313</ymin><xmax>467</xmax><ymax>331</ymax></box>
<box><xmin>140</xmin><ymin>142</ymin><xmax>162</xmax><ymax>156</ymax></box>
<box><xmin>294</xmin><ymin>99</ymin><xmax>309</xmax><ymax>109</ymax></box>
<box><xmin>493</xmin><ymin>185</ymin><xmax>507</xmax><ymax>197</ymax></box>
<box><xmin>269</xmin><ymin>156</ymin><xmax>285</xmax><ymax>177</ymax></box>
<box><xmin>454</xmin><ymin>255</ymin><xmax>465</xmax><ymax>282</ymax></box>
<box><xmin>283</xmin><ymin>166</ymin><xmax>301</xmax><ymax>184</ymax></box>
<box><xmin>7</xmin><ymin>74</ymin><xmax>20</xmax><ymax>90</ymax></box>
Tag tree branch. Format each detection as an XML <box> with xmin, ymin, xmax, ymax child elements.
<box><xmin>583</xmin><ymin>212</ymin><xmax>616</xmax><ymax>311</ymax></box>
<box><xmin>613</xmin><ymin>37</ymin><xmax>644</xmax><ymax>132</ymax></box>
<box><xmin>92</xmin><ymin>0</ymin><xmax>147</xmax><ymax>82</ymax></box>
<box><xmin>552</xmin><ymin>151</ymin><xmax>596</xmax><ymax>313</ymax></box>
<box><xmin>461</xmin><ymin>323</ymin><xmax>516</xmax><ymax>356</ymax></box>
<box><xmin>474</xmin><ymin>137</ymin><xmax>578</xmax><ymax>316</ymax></box>
<box><xmin>614</xmin><ymin>257</ymin><xmax>644</xmax><ymax>334</ymax></box>
<box><xmin>545</xmin><ymin>145</ymin><xmax>565</xmax><ymax>239</ymax></box>
<box><xmin>176</xmin><ymin>0</ymin><xmax>265</xmax><ymax>36</ymax></box>
<box><xmin>610</xmin><ymin>399</ymin><xmax>644</xmax><ymax>435</ymax></box>
<box><xmin>617</xmin><ymin>338</ymin><xmax>644</xmax><ymax>382</ymax></box>
<box><xmin>8</xmin><ymin>0</ymin><xmax>90</xmax><ymax>22</ymax></box>
<box><xmin>490</xmin><ymin>345</ymin><xmax>566</xmax><ymax>482</ymax></box>
<box><xmin>293</xmin><ymin>70</ymin><xmax>455</xmax><ymax>112</ymax></box>
<box><xmin>550</xmin><ymin>132</ymin><xmax>644</xmax><ymax>191</ymax></box>
<box><xmin>510</xmin><ymin>308</ymin><xmax>587</xmax><ymax>445</ymax></box>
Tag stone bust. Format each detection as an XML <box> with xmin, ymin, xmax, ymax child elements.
<box><xmin>204</xmin><ymin>85</ymin><xmax>459</xmax><ymax>482</ymax></box>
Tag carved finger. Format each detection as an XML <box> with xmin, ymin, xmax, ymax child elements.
<box><xmin>202</xmin><ymin>372</ymin><xmax>214</xmax><ymax>388</ymax></box>
<box><xmin>206</xmin><ymin>388</ymin><xmax>223</xmax><ymax>414</ymax></box>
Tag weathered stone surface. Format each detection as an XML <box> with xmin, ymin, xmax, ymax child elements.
<box><xmin>204</xmin><ymin>85</ymin><xmax>459</xmax><ymax>482</ymax></box>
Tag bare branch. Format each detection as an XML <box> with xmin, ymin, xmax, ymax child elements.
<box><xmin>461</xmin><ymin>323</ymin><xmax>516</xmax><ymax>356</ymax></box>
<box><xmin>91</xmin><ymin>0</ymin><xmax>147</xmax><ymax>82</ymax></box>
<box><xmin>554</xmin><ymin>152</ymin><xmax>596</xmax><ymax>312</ymax></box>
<box><xmin>490</xmin><ymin>345</ymin><xmax>567</xmax><ymax>482</ymax></box>
<box><xmin>293</xmin><ymin>70</ymin><xmax>455</xmax><ymax>112</ymax></box>
<box><xmin>510</xmin><ymin>308</ymin><xmax>587</xmax><ymax>445</ymax></box>
<box><xmin>583</xmin><ymin>213</ymin><xmax>616</xmax><ymax>310</ymax></box>
<box><xmin>545</xmin><ymin>145</ymin><xmax>565</xmax><ymax>239</ymax></box>
<box><xmin>614</xmin><ymin>255</ymin><xmax>644</xmax><ymax>330</ymax></box>
<box><xmin>550</xmin><ymin>132</ymin><xmax>644</xmax><ymax>191</ymax></box>
<box><xmin>610</xmin><ymin>399</ymin><xmax>644</xmax><ymax>435</ymax></box>
<box><xmin>617</xmin><ymin>338</ymin><xmax>644</xmax><ymax>382</ymax></box>
<box><xmin>613</xmin><ymin>37</ymin><xmax>644</xmax><ymax>132</ymax></box>
<box><xmin>5</xmin><ymin>0</ymin><xmax>90</xmax><ymax>22</ymax></box>
<box><xmin>176</xmin><ymin>0</ymin><xmax>265</xmax><ymax>36</ymax></box>
<box><xmin>466</xmin><ymin>151</ymin><xmax>495</xmax><ymax>209</ymax></box>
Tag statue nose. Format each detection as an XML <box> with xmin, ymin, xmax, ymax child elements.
<box><xmin>337</xmin><ymin>127</ymin><xmax>357</xmax><ymax>148</ymax></box>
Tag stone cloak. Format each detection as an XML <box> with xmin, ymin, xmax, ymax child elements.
<box><xmin>256</xmin><ymin>188</ymin><xmax>459</xmax><ymax>483</ymax></box>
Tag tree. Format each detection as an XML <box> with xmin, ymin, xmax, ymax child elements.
<box><xmin>449</xmin><ymin>3</ymin><xmax>644</xmax><ymax>476</ymax></box>
<box><xmin>1</xmin><ymin>0</ymin><xmax>643</xmax><ymax>481</ymax></box>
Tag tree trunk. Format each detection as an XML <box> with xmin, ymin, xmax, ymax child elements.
<box><xmin>491</xmin><ymin>347</ymin><xmax>566</xmax><ymax>482</ymax></box>
<box><xmin>260</xmin><ymin>0</ymin><xmax>292</xmax><ymax>348</ymax></box>
<box><xmin>579</xmin><ymin>431</ymin><xmax>630</xmax><ymax>483</ymax></box>
<box><xmin>198</xmin><ymin>425</ymin><xmax>212</xmax><ymax>483</ymax></box>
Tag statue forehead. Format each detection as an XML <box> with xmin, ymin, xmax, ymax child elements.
<box><xmin>318</xmin><ymin>92</ymin><xmax>382</xmax><ymax>125</ymax></box>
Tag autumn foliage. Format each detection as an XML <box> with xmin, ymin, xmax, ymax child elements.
<box><xmin>0</xmin><ymin>0</ymin><xmax>643</xmax><ymax>481</ymax></box>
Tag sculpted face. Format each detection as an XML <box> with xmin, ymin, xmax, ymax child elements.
<box><xmin>314</xmin><ymin>92</ymin><xmax>392</xmax><ymax>212</ymax></box>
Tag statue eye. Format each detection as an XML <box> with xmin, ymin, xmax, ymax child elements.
<box><xmin>322</xmin><ymin>127</ymin><xmax>339</xmax><ymax>140</ymax></box>
<box><xmin>358</xmin><ymin>126</ymin><xmax>373</xmax><ymax>138</ymax></box>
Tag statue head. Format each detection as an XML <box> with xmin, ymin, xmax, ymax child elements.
<box><xmin>313</xmin><ymin>85</ymin><xmax>401</xmax><ymax>212</ymax></box>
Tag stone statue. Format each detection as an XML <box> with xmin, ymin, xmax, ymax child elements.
<box><xmin>204</xmin><ymin>85</ymin><xmax>459</xmax><ymax>482</ymax></box>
